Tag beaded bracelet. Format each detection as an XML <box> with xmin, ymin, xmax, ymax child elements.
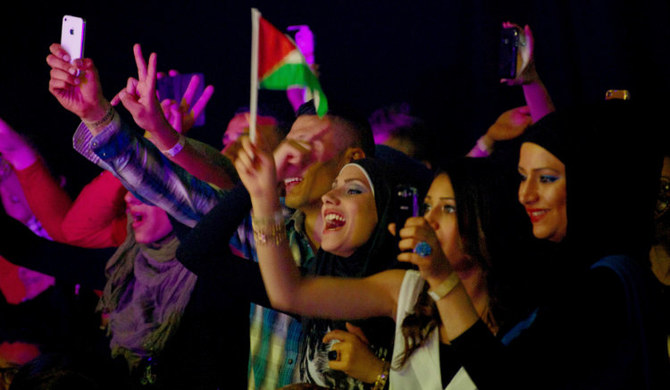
<box><xmin>252</xmin><ymin>212</ymin><xmax>286</xmax><ymax>246</ymax></box>
<box><xmin>372</xmin><ymin>359</ymin><xmax>390</xmax><ymax>390</ymax></box>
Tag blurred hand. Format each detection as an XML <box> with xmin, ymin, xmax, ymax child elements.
<box><xmin>0</xmin><ymin>117</ymin><xmax>38</xmax><ymax>170</ymax></box>
<box><xmin>485</xmin><ymin>105</ymin><xmax>532</xmax><ymax>142</ymax></box>
<box><xmin>46</xmin><ymin>43</ymin><xmax>109</xmax><ymax>122</ymax></box>
<box><xmin>397</xmin><ymin>216</ymin><xmax>453</xmax><ymax>284</ymax></box>
<box><xmin>322</xmin><ymin>323</ymin><xmax>385</xmax><ymax>383</ymax></box>
<box><xmin>272</xmin><ymin>139</ymin><xmax>314</xmax><ymax>182</ymax></box>
<box><xmin>288</xmin><ymin>25</ymin><xmax>315</xmax><ymax>65</ymax></box>
<box><xmin>235</xmin><ymin>137</ymin><xmax>278</xmax><ymax>200</ymax></box>
<box><xmin>158</xmin><ymin>73</ymin><xmax>215</xmax><ymax>134</ymax></box>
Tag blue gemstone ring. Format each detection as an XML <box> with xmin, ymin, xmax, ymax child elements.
<box><xmin>413</xmin><ymin>241</ymin><xmax>432</xmax><ymax>257</ymax></box>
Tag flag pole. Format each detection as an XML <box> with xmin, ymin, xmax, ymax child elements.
<box><xmin>249</xmin><ymin>8</ymin><xmax>260</xmax><ymax>143</ymax></box>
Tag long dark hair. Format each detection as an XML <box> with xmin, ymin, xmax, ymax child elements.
<box><xmin>397</xmin><ymin>158</ymin><xmax>529</xmax><ymax>366</ymax></box>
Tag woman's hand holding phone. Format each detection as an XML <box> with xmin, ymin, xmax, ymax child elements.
<box><xmin>46</xmin><ymin>43</ymin><xmax>109</xmax><ymax>126</ymax></box>
<box><xmin>500</xmin><ymin>22</ymin><xmax>537</xmax><ymax>86</ymax></box>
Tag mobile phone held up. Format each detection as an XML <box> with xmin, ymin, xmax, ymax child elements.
<box><xmin>393</xmin><ymin>184</ymin><xmax>419</xmax><ymax>232</ymax></box>
<box><xmin>60</xmin><ymin>15</ymin><xmax>86</xmax><ymax>63</ymax></box>
<box><xmin>498</xmin><ymin>26</ymin><xmax>520</xmax><ymax>80</ymax></box>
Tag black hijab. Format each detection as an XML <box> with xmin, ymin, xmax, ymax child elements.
<box><xmin>309</xmin><ymin>158</ymin><xmax>399</xmax><ymax>279</ymax></box>
<box><xmin>300</xmin><ymin>158</ymin><xmax>400</xmax><ymax>388</ymax></box>
<box><xmin>522</xmin><ymin>99</ymin><xmax>662</xmax><ymax>267</ymax></box>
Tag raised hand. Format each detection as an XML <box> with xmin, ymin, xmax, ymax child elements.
<box><xmin>500</xmin><ymin>22</ymin><xmax>538</xmax><ymax>86</ymax></box>
<box><xmin>116</xmin><ymin>44</ymin><xmax>168</xmax><ymax>134</ymax></box>
<box><xmin>0</xmin><ymin>117</ymin><xmax>38</xmax><ymax>170</ymax></box>
<box><xmin>397</xmin><ymin>216</ymin><xmax>453</xmax><ymax>285</ymax></box>
<box><xmin>235</xmin><ymin>137</ymin><xmax>279</xmax><ymax>202</ymax></box>
<box><xmin>46</xmin><ymin>43</ymin><xmax>109</xmax><ymax>123</ymax></box>
<box><xmin>485</xmin><ymin>105</ymin><xmax>532</xmax><ymax>142</ymax></box>
<box><xmin>287</xmin><ymin>25</ymin><xmax>315</xmax><ymax>65</ymax></box>
<box><xmin>272</xmin><ymin>139</ymin><xmax>314</xmax><ymax>182</ymax></box>
<box><xmin>322</xmin><ymin>323</ymin><xmax>385</xmax><ymax>383</ymax></box>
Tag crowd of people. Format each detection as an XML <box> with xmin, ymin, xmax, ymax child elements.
<box><xmin>0</xmin><ymin>18</ymin><xmax>668</xmax><ymax>390</ymax></box>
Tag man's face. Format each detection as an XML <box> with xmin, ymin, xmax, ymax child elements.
<box><xmin>283</xmin><ymin>115</ymin><xmax>351</xmax><ymax>210</ymax></box>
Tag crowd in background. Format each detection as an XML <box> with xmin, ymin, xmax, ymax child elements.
<box><xmin>0</xmin><ymin>15</ymin><xmax>668</xmax><ymax>390</ymax></box>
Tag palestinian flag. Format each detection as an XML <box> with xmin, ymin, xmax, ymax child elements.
<box><xmin>250</xmin><ymin>8</ymin><xmax>327</xmax><ymax>119</ymax></box>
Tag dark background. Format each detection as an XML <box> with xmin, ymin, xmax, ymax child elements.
<box><xmin>1</xmin><ymin>0</ymin><xmax>669</xmax><ymax>195</ymax></box>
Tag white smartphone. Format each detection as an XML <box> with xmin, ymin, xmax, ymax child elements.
<box><xmin>60</xmin><ymin>15</ymin><xmax>86</xmax><ymax>63</ymax></box>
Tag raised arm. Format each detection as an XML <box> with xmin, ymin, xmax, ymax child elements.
<box><xmin>500</xmin><ymin>23</ymin><xmax>555</xmax><ymax>122</ymax></box>
<box><xmin>0</xmin><ymin>212</ymin><xmax>111</xmax><ymax>290</ymax></box>
<box><xmin>0</xmin><ymin>117</ymin><xmax>71</xmax><ymax>242</ymax></box>
<box><xmin>235</xmin><ymin>137</ymin><xmax>400</xmax><ymax>320</ymax></box>
<box><xmin>47</xmin><ymin>43</ymin><xmax>225</xmax><ymax>227</ymax></box>
<box><xmin>466</xmin><ymin>105</ymin><xmax>533</xmax><ymax>157</ymax></box>
<box><xmin>175</xmin><ymin>182</ymin><xmax>271</xmax><ymax>307</ymax></box>
<box><xmin>112</xmin><ymin>46</ymin><xmax>236</xmax><ymax>189</ymax></box>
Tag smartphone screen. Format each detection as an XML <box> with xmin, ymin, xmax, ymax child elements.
<box><xmin>393</xmin><ymin>184</ymin><xmax>419</xmax><ymax>231</ymax></box>
<box><xmin>60</xmin><ymin>15</ymin><xmax>86</xmax><ymax>63</ymax></box>
<box><xmin>498</xmin><ymin>27</ymin><xmax>519</xmax><ymax>79</ymax></box>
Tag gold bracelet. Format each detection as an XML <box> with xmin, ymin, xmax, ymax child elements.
<box><xmin>372</xmin><ymin>359</ymin><xmax>390</xmax><ymax>390</ymax></box>
<box><xmin>252</xmin><ymin>212</ymin><xmax>286</xmax><ymax>246</ymax></box>
<box><xmin>427</xmin><ymin>272</ymin><xmax>461</xmax><ymax>302</ymax></box>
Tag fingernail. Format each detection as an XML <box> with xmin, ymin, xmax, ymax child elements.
<box><xmin>74</xmin><ymin>78</ymin><xmax>80</xmax><ymax>85</ymax></box>
<box><xmin>63</xmin><ymin>54</ymin><xmax>70</xmax><ymax>62</ymax></box>
<box><xmin>69</xmin><ymin>67</ymin><xmax>76</xmax><ymax>75</ymax></box>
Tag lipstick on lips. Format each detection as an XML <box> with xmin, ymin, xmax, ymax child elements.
<box><xmin>323</xmin><ymin>210</ymin><xmax>346</xmax><ymax>232</ymax></box>
<box><xmin>526</xmin><ymin>208</ymin><xmax>548</xmax><ymax>223</ymax></box>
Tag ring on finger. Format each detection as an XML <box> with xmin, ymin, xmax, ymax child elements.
<box><xmin>413</xmin><ymin>241</ymin><xmax>432</xmax><ymax>257</ymax></box>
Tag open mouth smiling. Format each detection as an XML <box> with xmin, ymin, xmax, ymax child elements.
<box><xmin>284</xmin><ymin>177</ymin><xmax>303</xmax><ymax>191</ymax></box>
<box><xmin>323</xmin><ymin>211</ymin><xmax>346</xmax><ymax>231</ymax></box>
<box><xmin>526</xmin><ymin>208</ymin><xmax>548</xmax><ymax>223</ymax></box>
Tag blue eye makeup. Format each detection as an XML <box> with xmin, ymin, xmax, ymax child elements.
<box><xmin>540</xmin><ymin>175</ymin><xmax>560</xmax><ymax>183</ymax></box>
<box><xmin>346</xmin><ymin>183</ymin><xmax>365</xmax><ymax>195</ymax></box>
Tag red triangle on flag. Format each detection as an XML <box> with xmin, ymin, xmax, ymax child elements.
<box><xmin>258</xmin><ymin>16</ymin><xmax>297</xmax><ymax>79</ymax></box>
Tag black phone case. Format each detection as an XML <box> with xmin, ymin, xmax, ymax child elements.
<box><xmin>498</xmin><ymin>27</ymin><xmax>519</xmax><ymax>79</ymax></box>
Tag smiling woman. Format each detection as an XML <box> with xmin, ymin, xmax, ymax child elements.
<box><xmin>320</xmin><ymin>164</ymin><xmax>379</xmax><ymax>258</ymax></box>
<box><xmin>437</xmin><ymin>100</ymin><xmax>670</xmax><ymax>389</ymax></box>
<box><xmin>517</xmin><ymin>142</ymin><xmax>567</xmax><ymax>243</ymax></box>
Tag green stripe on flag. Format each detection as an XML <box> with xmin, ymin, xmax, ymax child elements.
<box><xmin>260</xmin><ymin>63</ymin><xmax>328</xmax><ymax>117</ymax></box>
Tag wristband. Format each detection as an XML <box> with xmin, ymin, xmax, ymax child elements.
<box><xmin>427</xmin><ymin>272</ymin><xmax>461</xmax><ymax>302</ymax></box>
<box><xmin>161</xmin><ymin>134</ymin><xmax>186</xmax><ymax>158</ymax></box>
<box><xmin>475</xmin><ymin>135</ymin><xmax>494</xmax><ymax>155</ymax></box>
<box><xmin>83</xmin><ymin>106</ymin><xmax>115</xmax><ymax>130</ymax></box>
